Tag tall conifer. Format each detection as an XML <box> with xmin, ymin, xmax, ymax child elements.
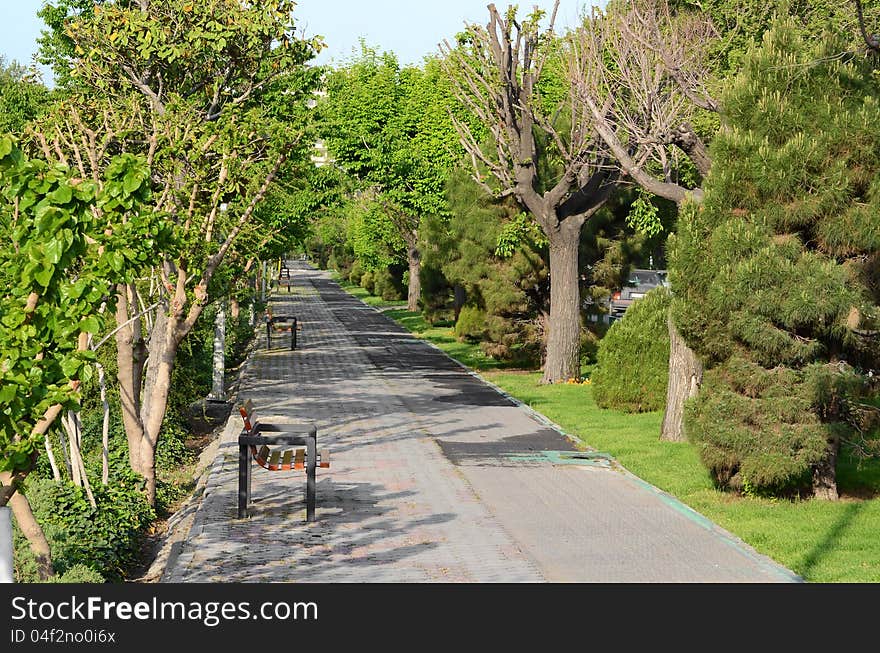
<box><xmin>672</xmin><ymin>18</ymin><xmax>880</xmax><ymax>498</ymax></box>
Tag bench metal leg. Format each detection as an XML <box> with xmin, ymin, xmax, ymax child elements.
<box><xmin>238</xmin><ymin>443</ymin><xmax>251</xmax><ymax>518</ymax></box>
<box><xmin>306</xmin><ymin>434</ymin><xmax>316</xmax><ymax>522</ymax></box>
<box><xmin>291</xmin><ymin>317</ymin><xmax>297</xmax><ymax>351</ymax></box>
<box><xmin>265</xmin><ymin>320</ymin><xmax>271</xmax><ymax>351</ymax></box>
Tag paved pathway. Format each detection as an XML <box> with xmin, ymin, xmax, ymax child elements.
<box><xmin>160</xmin><ymin>262</ymin><xmax>801</xmax><ymax>583</ymax></box>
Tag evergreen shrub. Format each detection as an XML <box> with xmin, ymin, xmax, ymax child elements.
<box><xmin>454</xmin><ymin>306</ymin><xmax>487</xmax><ymax>342</ymax></box>
<box><xmin>360</xmin><ymin>270</ymin><xmax>375</xmax><ymax>294</ymax></box>
<box><xmin>373</xmin><ymin>267</ymin><xmax>403</xmax><ymax>301</ymax></box>
<box><xmin>591</xmin><ymin>287</ymin><xmax>671</xmax><ymax>412</ymax></box>
<box><xmin>672</xmin><ymin>18</ymin><xmax>880</xmax><ymax>495</ymax></box>
<box><xmin>348</xmin><ymin>259</ymin><xmax>364</xmax><ymax>284</ymax></box>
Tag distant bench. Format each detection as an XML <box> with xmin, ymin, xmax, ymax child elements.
<box><xmin>237</xmin><ymin>400</ymin><xmax>329</xmax><ymax>522</ymax></box>
<box><xmin>265</xmin><ymin>307</ymin><xmax>301</xmax><ymax>351</ymax></box>
<box><xmin>277</xmin><ymin>266</ymin><xmax>293</xmax><ymax>292</ymax></box>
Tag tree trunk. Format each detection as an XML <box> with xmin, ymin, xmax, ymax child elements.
<box><xmin>660</xmin><ymin>313</ymin><xmax>703</xmax><ymax>441</ymax></box>
<box><xmin>230</xmin><ymin>297</ymin><xmax>240</xmax><ymax>320</ymax></box>
<box><xmin>542</xmin><ymin>229</ymin><xmax>582</xmax><ymax>384</ymax></box>
<box><xmin>812</xmin><ymin>434</ymin><xmax>840</xmax><ymax>500</ymax></box>
<box><xmin>1</xmin><ymin>506</ymin><xmax>13</xmax><ymax>582</ymax></box>
<box><xmin>135</xmin><ymin>299</ymin><xmax>202</xmax><ymax>506</ymax></box>
<box><xmin>672</xmin><ymin>123</ymin><xmax>712</xmax><ymax>178</ymax></box>
<box><xmin>7</xmin><ymin>489</ymin><xmax>53</xmax><ymax>580</ymax></box>
<box><xmin>137</xmin><ymin>313</ymin><xmax>185</xmax><ymax>506</ymax></box>
<box><xmin>44</xmin><ymin>434</ymin><xmax>62</xmax><ymax>483</ymax></box>
<box><xmin>453</xmin><ymin>285</ymin><xmax>466</xmax><ymax>322</ymax></box>
<box><xmin>96</xmin><ymin>363</ymin><xmax>110</xmax><ymax>486</ymax></box>
<box><xmin>406</xmin><ymin>246</ymin><xmax>421</xmax><ymax>312</ymax></box>
<box><xmin>115</xmin><ymin>284</ymin><xmax>147</xmax><ymax>468</ymax></box>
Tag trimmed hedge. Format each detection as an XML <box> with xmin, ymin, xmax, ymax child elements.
<box><xmin>591</xmin><ymin>286</ymin><xmax>671</xmax><ymax>412</ymax></box>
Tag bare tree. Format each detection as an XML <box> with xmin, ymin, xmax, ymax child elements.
<box><xmin>566</xmin><ymin>0</ymin><xmax>715</xmax><ymax>204</ymax></box>
<box><xmin>441</xmin><ymin>2</ymin><xmax>618</xmax><ymax>383</ymax></box>
<box><xmin>566</xmin><ymin>0</ymin><xmax>718</xmax><ymax>440</ymax></box>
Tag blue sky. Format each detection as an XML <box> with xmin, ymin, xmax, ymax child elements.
<box><xmin>1</xmin><ymin>1</ymin><xmax>601</xmax><ymax>83</ymax></box>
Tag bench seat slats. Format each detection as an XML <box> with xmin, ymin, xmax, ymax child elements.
<box><xmin>240</xmin><ymin>402</ymin><xmax>327</xmax><ymax>470</ymax></box>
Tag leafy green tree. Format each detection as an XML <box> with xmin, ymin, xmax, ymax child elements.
<box><xmin>670</xmin><ymin>18</ymin><xmax>880</xmax><ymax>499</ymax></box>
<box><xmin>0</xmin><ymin>136</ymin><xmax>160</xmax><ymax>577</ymax></box>
<box><xmin>319</xmin><ymin>48</ymin><xmax>462</xmax><ymax>310</ymax></box>
<box><xmin>33</xmin><ymin>0</ymin><xmax>322</xmax><ymax>505</ymax></box>
<box><xmin>0</xmin><ymin>57</ymin><xmax>50</xmax><ymax>135</ymax></box>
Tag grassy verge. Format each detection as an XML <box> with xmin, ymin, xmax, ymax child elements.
<box><xmin>333</xmin><ymin>272</ymin><xmax>880</xmax><ymax>583</ymax></box>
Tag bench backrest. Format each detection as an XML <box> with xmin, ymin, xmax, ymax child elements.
<box><xmin>239</xmin><ymin>400</ymin><xmax>259</xmax><ymax>434</ymax></box>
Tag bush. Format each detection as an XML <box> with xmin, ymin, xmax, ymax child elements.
<box><xmin>684</xmin><ymin>358</ymin><xmax>872</xmax><ymax>494</ymax></box>
<box><xmin>419</xmin><ymin>264</ymin><xmax>453</xmax><ymax>324</ymax></box>
<box><xmin>359</xmin><ymin>270</ymin><xmax>375</xmax><ymax>294</ymax></box>
<box><xmin>454</xmin><ymin>306</ymin><xmax>487</xmax><ymax>342</ymax></box>
<box><xmin>348</xmin><ymin>259</ymin><xmax>364</xmax><ymax>284</ymax></box>
<box><xmin>48</xmin><ymin>564</ymin><xmax>106</xmax><ymax>583</ymax></box>
<box><xmin>22</xmin><ymin>473</ymin><xmax>155</xmax><ymax>582</ymax></box>
<box><xmin>373</xmin><ymin>267</ymin><xmax>403</xmax><ymax>301</ymax></box>
<box><xmin>591</xmin><ymin>287</ymin><xmax>671</xmax><ymax>412</ymax></box>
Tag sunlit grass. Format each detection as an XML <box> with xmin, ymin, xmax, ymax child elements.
<box><xmin>334</xmin><ymin>275</ymin><xmax>880</xmax><ymax>583</ymax></box>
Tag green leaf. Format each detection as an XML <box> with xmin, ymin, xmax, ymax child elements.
<box><xmin>48</xmin><ymin>183</ymin><xmax>73</xmax><ymax>205</ymax></box>
<box><xmin>34</xmin><ymin>264</ymin><xmax>55</xmax><ymax>288</ymax></box>
<box><xmin>123</xmin><ymin>172</ymin><xmax>142</xmax><ymax>194</ymax></box>
<box><xmin>59</xmin><ymin>356</ymin><xmax>82</xmax><ymax>378</ymax></box>
<box><xmin>0</xmin><ymin>383</ymin><xmax>17</xmax><ymax>404</ymax></box>
<box><xmin>45</xmin><ymin>238</ymin><xmax>65</xmax><ymax>264</ymax></box>
<box><xmin>78</xmin><ymin>315</ymin><xmax>101</xmax><ymax>334</ymax></box>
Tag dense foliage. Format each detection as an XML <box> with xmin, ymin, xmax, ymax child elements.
<box><xmin>592</xmin><ymin>287</ymin><xmax>672</xmax><ymax>412</ymax></box>
<box><xmin>672</xmin><ymin>18</ymin><xmax>880</xmax><ymax>495</ymax></box>
<box><xmin>0</xmin><ymin>138</ymin><xmax>159</xmax><ymax>495</ymax></box>
<box><xmin>0</xmin><ymin>57</ymin><xmax>50</xmax><ymax>135</ymax></box>
<box><xmin>316</xmin><ymin>48</ymin><xmax>461</xmax><ymax>308</ymax></box>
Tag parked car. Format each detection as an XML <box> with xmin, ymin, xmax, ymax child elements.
<box><xmin>608</xmin><ymin>269</ymin><xmax>668</xmax><ymax>319</ymax></box>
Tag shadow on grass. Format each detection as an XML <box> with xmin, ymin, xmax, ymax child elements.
<box><xmin>797</xmin><ymin>501</ymin><xmax>865</xmax><ymax>579</ymax></box>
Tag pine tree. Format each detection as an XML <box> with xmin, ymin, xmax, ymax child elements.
<box><xmin>671</xmin><ymin>17</ymin><xmax>880</xmax><ymax>498</ymax></box>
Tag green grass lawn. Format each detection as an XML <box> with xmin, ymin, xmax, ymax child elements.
<box><xmin>332</xmin><ymin>272</ymin><xmax>880</xmax><ymax>583</ymax></box>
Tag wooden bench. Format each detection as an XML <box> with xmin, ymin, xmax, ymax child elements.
<box><xmin>237</xmin><ymin>400</ymin><xmax>329</xmax><ymax>522</ymax></box>
<box><xmin>265</xmin><ymin>307</ymin><xmax>301</xmax><ymax>351</ymax></box>
<box><xmin>277</xmin><ymin>266</ymin><xmax>293</xmax><ymax>293</ymax></box>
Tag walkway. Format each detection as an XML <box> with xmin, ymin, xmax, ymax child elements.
<box><xmin>159</xmin><ymin>261</ymin><xmax>800</xmax><ymax>583</ymax></box>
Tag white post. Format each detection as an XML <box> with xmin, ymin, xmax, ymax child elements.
<box><xmin>0</xmin><ymin>506</ymin><xmax>13</xmax><ymax>583</ymax></box>
<box><xmin>210</xmin><ymin>302</ymin><xmax>226</xmax><ymax>399</ymax></box>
